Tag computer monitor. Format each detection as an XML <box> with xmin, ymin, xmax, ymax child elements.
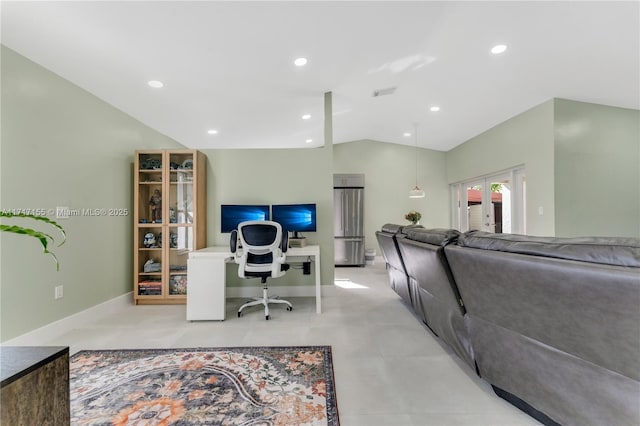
<box><xmin>272</xmin><ymin>203</ymin><xmax>317</xmax><ymax>237</ymax></box>
<box><xmin>220</xmin><ymin>204</ymin><xmax>270</xmax><ymax>233</ymax></box>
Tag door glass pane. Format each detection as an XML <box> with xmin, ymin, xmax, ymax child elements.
<box><xmin>466</xmin><ymin>183</ymin><xmax>483</xmax><ymax>231</ymax></box>
<box><xmin>488</xmin><ymin>177</ymin><xmax>511</xmax><ymax>234</ymax></box>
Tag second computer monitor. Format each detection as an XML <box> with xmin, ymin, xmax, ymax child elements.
<box><xmin>272</xmin><ymin>203</ymin><xmax>317</xmax><ymax>235</ymax></box>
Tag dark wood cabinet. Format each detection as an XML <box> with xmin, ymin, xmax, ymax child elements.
<box><xmin>1</xmin><ymin>346</ymin><xmax>70</xmax><ymax>425</ymax></box>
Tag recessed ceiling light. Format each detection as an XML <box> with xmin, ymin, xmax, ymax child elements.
<box><xmin>430</xmin><ymin>106</ymin><xmax>440</xmax><ymax>112</ymax></box>
<box><xmin>147</xmin><ymin>80</ymin><xmax>164</xmax><ymax>88</ymax></box>
<box><xmin>491</xmin><ymin>44</ymin><xmax>507</xmax><ymax>55</ymax></box>
<box><xmin>294</xmin><ymin>57</ymin><xmax>308</xmax><ymax>67</ymax></box>
<box><xmin>403</xmin><ymin>132</ymin><xmax>412</xmax><ymax>137</ymax></box>
<box><xmin>207</xmin><ymin>129</ymin><xmax>218</xmax><ymax>135</ymax></box>
<box><xmin>302</xmin><ymin>114</ymin><xmax>311</xmax><ymax>120</ymax></box>
<box><xmin>305</xmin><ymin>139</ymin><xmax>313</xmax><ymax>143</ymax></box>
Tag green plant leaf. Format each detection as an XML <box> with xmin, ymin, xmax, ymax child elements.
<box><xmin>0</xmin><ymin>224</ymin><xmax>60</xmax><ymax>270</ymax></box>
<box><xmin>0</xmin><ymin>212</ymin><xmax>66</xmax><ymax>270</ymax></box>
<box><xmin>0</xmin><ymin>212</ymin><xmax>66</xmax><ymax>246</ymax></box>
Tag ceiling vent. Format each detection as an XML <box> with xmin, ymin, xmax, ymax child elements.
<box><xmin>372</xmin><ymin>86</ymin><xmax>397</xmax><ymax>97</ymax></box>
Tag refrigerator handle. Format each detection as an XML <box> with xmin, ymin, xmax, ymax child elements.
<box><xmin>342</xmin><ymin>191</ymin><xmax>346</xmax><ymax>232</ymax></box>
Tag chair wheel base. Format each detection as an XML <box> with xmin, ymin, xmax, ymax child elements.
<box><xmin>237</xmin><ymin>298</ymin><xmax>293</xmax><ymax>320</ymax></box>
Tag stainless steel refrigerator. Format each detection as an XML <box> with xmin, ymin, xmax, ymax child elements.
<box><xmin>334</xmin><ymin>174</ymin><xmax>365</xmax><ymax>266</ymax></box>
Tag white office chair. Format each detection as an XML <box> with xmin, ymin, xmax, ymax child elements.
<box><xmin>230</xmin><ymin>220</ymin><xmax>293</xmax><ymax>320</ymax></box>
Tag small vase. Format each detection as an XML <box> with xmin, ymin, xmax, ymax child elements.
<box><xmin>411</xmin><ymin>220</ymin><xmax>419</xmax><ymax>225</ymax></box>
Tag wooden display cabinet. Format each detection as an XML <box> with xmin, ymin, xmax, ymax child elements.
<box><xmin>133</xmin><ymin>149</ymin><xmax>206</xmax><ymax>304</ymax></box>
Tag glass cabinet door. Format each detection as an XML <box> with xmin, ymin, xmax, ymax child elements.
<box><xmin>136</xmin><ymin>152</ymin><xmax>164</xmax><ymax>298</ymax></box>
<box><xmin>168</xmin><ymin>233</ymin><xmax>191</xmax><ymax>296</ymax></box>
<box><xmin>168</xmin><ymin>153</ymin><xmax>194</xmax><ymax>225</ymax></box>
<box><xmin>137</xmin><ymin>226</ymin><xmax>163</xmax><ymax>296</ymax></box>
<box><xmin>167</xmin><ymin>152</ymin><xmax>195</xmax><ymax>297</ymax></box>
<box><xmin>137</xmin><ymin>153</ymin><xmax>163</xmax><ymax>224</ymax></box>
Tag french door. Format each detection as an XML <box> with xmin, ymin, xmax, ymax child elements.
<box><xmin>451</xmin><ymin>168</ymin><xmax>525</xmax><ymax>234</ymax></box>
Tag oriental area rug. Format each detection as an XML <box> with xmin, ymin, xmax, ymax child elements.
<box><xmin>70</xmin><ymin>346</ymin><xmax>339</xmax><ymax>425</ymax></box>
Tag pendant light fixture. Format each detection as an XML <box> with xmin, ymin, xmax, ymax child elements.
<box><xmin>409</xmin><ymin>122</ymin><xmax>426</xmax><ymax>198</ymax></box>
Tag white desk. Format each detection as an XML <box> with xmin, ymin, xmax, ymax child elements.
<box><xmin>187</xmin><ymin>245</ymin><xmax>321</xmax><ymax>321</ymax></box>
<box><xmin>286</xmin><ymin>245</ymin><xmax>322</xmax><ymax>314</ymax></box>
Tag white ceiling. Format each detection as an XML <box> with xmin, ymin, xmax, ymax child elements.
<box><xmin>2</xmin><ymin>1</ymin><xmax>638</xmax><ymax>151</ymax></box>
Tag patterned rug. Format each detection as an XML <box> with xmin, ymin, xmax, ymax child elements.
<box><xmin>70</xmin><ymin>346</ymin><xmax>339</xmax><ymax>425</ymax></box>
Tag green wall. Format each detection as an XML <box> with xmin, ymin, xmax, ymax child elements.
<box><xmin>202</xmin><ymin>147</ymin><xmax>334</xmax><ymax>287</ymax></box>
<box><xmin>446</xmin><ymin>98</ymin><xmax>639</xmax><ymax>237</ymax></box>
<box><xmin>0</xmin><ymin>46</ymin><xmax>183</xmax><ymax>340</ymax></box>
<box><xmin>446</xmin><ymin>100</ymin><xmax>556</xmax><ymax>236</ymax></box>
<box><xmin>554</xmin><ymin>99</ymin><xmax>640</xmax><ymax>237</ymax></box>
<box><xmin>333</xmin><ymin>140</ymin><xmax>449</xmax><ymax>252</ymax></box>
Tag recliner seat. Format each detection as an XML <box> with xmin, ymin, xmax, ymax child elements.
<box><xmin>375</xmin><ymin>223</ymin><xmax>420</xmax><ymax>305</ymax></box>
<box><xmin>397</xmin><ymin>228</ymin><xmax>474</xmax><ymax>369</ymax></box>
<box><xmin>445</xmin><ymin>231</ymin><xmax>640</xmax><ymax>426</ymax></box>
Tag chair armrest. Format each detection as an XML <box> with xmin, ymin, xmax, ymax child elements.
<box><xmin>230</xmin><ymin>229</ymin><xmax>238</xmax><ymax>253</ymax></box>
<box><xmin>281</xmin><ymin>232</ymin><xmax>289</xmax><ymax>253</ymax></box>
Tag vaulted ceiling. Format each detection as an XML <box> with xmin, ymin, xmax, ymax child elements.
<box><xmin>2</xmin><ymin>1</ymin><xmax>638</xmax><ymax>151</ymax></box>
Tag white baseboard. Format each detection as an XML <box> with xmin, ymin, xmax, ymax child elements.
<box><xmin>3</xmin><ymin>292</ymin><xmax>134</xmax><ymax>346</ymax></box>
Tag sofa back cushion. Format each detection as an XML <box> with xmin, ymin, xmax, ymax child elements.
<box><xmin>381</xmin><ymin>223</ymin><xmax>403</xmax><ymax>234</ymax></box>
<box><xmin>376</xmin><ymin>224</ymin><xmax>408</xmax><ymax>271</ymax></box>
<box><xmin>404</xmin><ymin>228</ymin><xmax>460</xmax><ymax>246</ymax></box>
<box><xmin>458</xmin><ymin>231</ymin><xmax>640</xmax><ymax>267</ymax></box>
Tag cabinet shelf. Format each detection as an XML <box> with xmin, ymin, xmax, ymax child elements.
<box><xmin>133</xmin><ymin>149</ymin><xmax>206</xmax><ymax>305</ymax></box>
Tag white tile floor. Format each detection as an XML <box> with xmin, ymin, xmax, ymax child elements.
<box><xmin>45</xmin><ymin>259</ymin><xmax>540</xmax><ymax>426</ymax></box>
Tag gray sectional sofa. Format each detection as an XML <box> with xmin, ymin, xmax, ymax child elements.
<box><xmin>375</xmin><ymin>225</ymin><xmax>640</xmax><ymax>426</ymax></box>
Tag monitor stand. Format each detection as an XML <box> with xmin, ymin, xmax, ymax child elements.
<box><xmin>289</xmin><ymin>232</ymin><xmax>307</xmax><ymax>248</ymax></box>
